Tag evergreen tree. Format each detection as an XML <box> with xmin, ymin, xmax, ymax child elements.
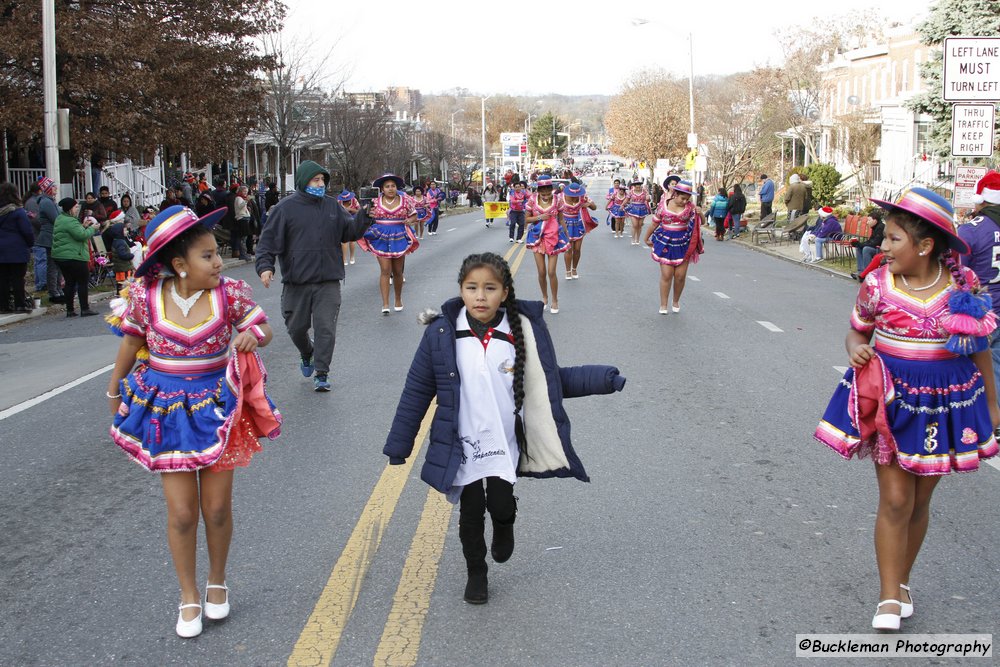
<box><xmin>907</xmin><ymin>0</ymin><xmax>1000</xmax><ymax>159</ymax></box>
<box><xmin>528</xmin><ymin>113</ymin><xmax>567</xmax><ymax>160</ymax></box>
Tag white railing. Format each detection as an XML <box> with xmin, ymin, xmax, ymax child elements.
<box><xmin>94</xmin><ymin>160</ymin><xmax>166</xmax><ymax>208</ymax></box>
<box><xmin>8</xmin><ymin>168</ymin><xmax>45</xmax><ymax>197</ymax></box>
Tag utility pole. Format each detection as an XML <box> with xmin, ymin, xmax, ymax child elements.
<box><xmin>42</xmin><ymin>0</ymin><xmax>60</xmax><ymax>191</ymax></box>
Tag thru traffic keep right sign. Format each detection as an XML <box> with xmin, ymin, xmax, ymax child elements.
<box><xmin>952</xmin><ymin>103</ymin><xmax>996</xmax><ymax>157</ymax></box>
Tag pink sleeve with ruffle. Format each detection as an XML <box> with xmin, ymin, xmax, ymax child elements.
<box><xmin>850</xmin><ymin>274</ymin><xmax>879</xmax><ymax>335</ymax></box>
<box><xmin>120</xmin><ymin>279</ymin><xmax>150</xmax><ymax>337</ymax></box>
<box><xmin>224</xmin><ymin>278</ymin><xmax>268</xmax><ymax>333</ymax></box>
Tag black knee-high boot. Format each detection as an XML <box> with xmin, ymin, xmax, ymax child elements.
<box><xmin>490</xmin><ymin>497</ymin><xmax>516</xmax><ymax>563</ymax></box>
<box><xmin>459</xmin><ymin>520</ymin><xmax>488</xmax><ymax>604</ymax></box>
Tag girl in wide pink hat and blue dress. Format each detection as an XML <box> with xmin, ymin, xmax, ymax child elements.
<box><xmin>105</xmin><ymin>205</ymin><xmax>282</xmax><ymax>638</ymax></box>
<box><xmin>814</xmin><ymin>188</ymin><xmax>999</xmax><ymax>632</ymax></box>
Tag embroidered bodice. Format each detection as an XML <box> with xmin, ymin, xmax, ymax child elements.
<box><xmin>121</xmin><ymin>277</ymin><xmax>267</xmax><ymax>373</ymax></box>
<box><xmin>370</xmin><ymin>194</ymin><xmax>416</xmax><ymax>222</ymax></box>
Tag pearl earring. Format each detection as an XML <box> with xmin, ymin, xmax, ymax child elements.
<box><xmin>179</xmin><ymin>271</ymin><xmax>188</xmax><ymax>278</ymax></box>
<box><xmin>918</xmin><ymin>252</ymin><xmax>926</xmax><ymax>256</ymax></box>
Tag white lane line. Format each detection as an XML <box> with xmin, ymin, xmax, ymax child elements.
<box><xmin>713</xmin><ymin>292</ymin><xmax>730</xmax><ymax>299</ymax></box>
<box><xmin>689</xmin><ymin>276</ymin><xmax>701</xmax><ymax>282</ymax></box>
<box><xmin>0</xmin><ymin>364</ymin><xmax>114</xmax><ymax>421</ymax></box>
<box><xmin>833</xmin><ymin>366</ymin><xmax>849</xmax><ymax>374</ymax></box>
<box><xmin>447</xmin><ymin>227</ymin><xmax>457</xmax><ymax>232</ymax></box>
<box><xmin>757</xmin><ymin>321</ymin><xmax>784</xmax><ymax>333</ymax></box>
<box><xmin>988</xmin><ymin>458</ymin><xmax>1000</xmax><ymax>472</ymax></box>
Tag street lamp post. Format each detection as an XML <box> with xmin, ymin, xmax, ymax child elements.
<box><xmin>481</xmin><ymin>94</ymin><xmax>493</xmax><ymax>189</ymax></box>
<box><xmin>632</xmin><ymin>18</ymin><xmax>697</xmax><ymax>148</ymax></box>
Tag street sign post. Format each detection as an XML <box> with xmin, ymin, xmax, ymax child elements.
<box><xmin>943</xmin><ymin>37</ymin><xmax>1000</xmax><ymax>102</ymax></box>
<box><xmin>952</xmin><ymin>104</ymin><xmax>996</xmax><ymax>156</ymax></box>
<box><xmin>953</xmin><ymin>165</ymin><xmax>988</xmax><ymax>209</ymax></box>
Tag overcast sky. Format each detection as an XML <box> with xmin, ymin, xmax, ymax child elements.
<box><xmin>285</xmin><ymin>0</ymin><xmax>935</xmax><ymax>96</ymax></box>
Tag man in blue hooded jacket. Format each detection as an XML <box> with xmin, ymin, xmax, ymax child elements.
<box><xmin>255</xmin><ymin>160</ymin><xmax>372</xmax><ymax>391</ymax></box>
<box><xmin>758</xmin><ymin>174</ymin><xmax>775</xmax><ymax>219</ymax></box>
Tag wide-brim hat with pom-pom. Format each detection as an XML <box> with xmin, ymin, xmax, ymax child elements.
<box><xmin>869</xmin><ymin>187</ymin><xmax>968</xmax><ymax>255</ymax></box>
<box><xmin>135</xmin><ymin>205</ymin><xmax>226</xmax><ymax>277</ymax></box>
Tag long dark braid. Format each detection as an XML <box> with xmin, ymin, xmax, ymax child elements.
<box><xmin>457</xmin><ymin>252</ymin><xmax>529</xmax><ymax>459</ymax></box>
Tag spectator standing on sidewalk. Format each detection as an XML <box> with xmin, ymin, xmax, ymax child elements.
<box><xmin>31</xmin><ymin>177</ymin><xmax>64</xmax><ymax>302</ymax></box>
<box><xmin>726</xmin><ymin>183</ymin><xmax>747</xmax><ymax>238</ymax></box>
<box><xmin>708</xmin><ymin>188</ymin><xmax>729</xmax><ymax>241</ymax></box>
<box><xmin>255</xmin><ymin>160</ymin><xmax>372</xmax><ymax>392</ymax></box>
<box><xmin>0</xmin><ymin>183</ymin><xmax>35</xmax><ymax>313</ymax></box>
<box><xmin>784</xmin><ymin>174</ymin><xmax>807</xmax><ymax>222</ymax></box>
<box><xmin>958</xmin><ymin>170</ymin><xmax>1000</xmax><ymax>404</ymax></box>
<box><xmin>52</xmin><ymin>197</ymin><xmax>99</xmax><ymax>317</ymax></box>
<box><xmin>758</xmin><ymin>174</ymin><xmax>775</xmax><ymax>219</ymax></box>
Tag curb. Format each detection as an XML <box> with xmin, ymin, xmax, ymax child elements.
<box><xmin>0</xmin><ymin>257</ymin><xmax>254</xmax><ymax>329</ymax></box>
<box><xmin>732</xmin><ymin>235</ymin><xmax>856</xmax><ymax>282</ymax></box>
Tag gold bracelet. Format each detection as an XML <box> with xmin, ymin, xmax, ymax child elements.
<box><xmin>106</xmin><ymin>391</ymin><xmax>122</xmax><ymax>399</ymax></box>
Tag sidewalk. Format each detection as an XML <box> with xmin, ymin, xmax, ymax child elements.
<box><xmin>731</xmin><ymin>232</ymin><xmax>856</xmax><ymax>281</ymax></box>
<box><xmin>0</xmin><ymin>257</ymin><xmax>254</xmax><ymax>329</ymax></box>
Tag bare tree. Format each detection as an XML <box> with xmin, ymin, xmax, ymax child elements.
<box><xmin>700</xmin><ymin>69</ymin><xmax>785</xmax><ymax>188</ymax></box>
<box><xmin>831</xmin><ymin>110</ymin><xmax>882</xmax><ymax>199</ymax></box>
<box><xmin>257</xmin><ymin>32</ymin><xmax>348</xmax><ymax>187</ymax></box>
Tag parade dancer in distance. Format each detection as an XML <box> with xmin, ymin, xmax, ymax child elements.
<box><xmin>357</xmin><ymin>173</ymin><xmax>418</xmax><ymax>314</ymax></box>
<box><xmin>559</xmin><ymin>182</ymin><xmax>598</xmax><ymax>279</ymax></box>
<box><xmin>624</xmin><ymin>179</ymin><xmax>651</xmax><ymax>245</ymax></box>
<box><xmin>605</xmin><ymin>178</ymin><xmax>621</xmax><ymax>232</ymax></box>
<box><xmin>607</xmin><ymin>183</ymin><xmax>627</xmax><ymax>239</ymax></box>
<box><xmin>426</xmin><ymin>180</ymin><xmax>445</xmax><ymax>235</ymax></box>
<box><xmin>643</xmin><ymin>180</ymin><xmax>703</xmax><ymax>314</ymax></box>
<box><xmin>338</xmin><ymin>190</ymin><xmax>360</xmax><ymax>266</ymax></box>
<box><xmin>524</xmin><ymin>175</ymin><xmax>570</xmax><ymax>313</ymax></box>
<box><xmin>106</xmin><ymin>205</ymin><xmax>282</xmax><ymax>638</ymax></box>
<box><xmin>507</xmin><ymin>181</ymin><xmax>529</xmax><ymax>243</ymax></box>
<box><xmin>815</xmin><ymin>188</ymin><xmax>1000</xmax><ymax>632</ymax></box>
<box><xmin>411</xmin><ymin>185</ymin><xmax>432</xmax><ymax>240</ymax></box>
<box><xmin>384</xmin><ymin>252</ymin><xmax>625</xmax><ymax>604</ymax></box>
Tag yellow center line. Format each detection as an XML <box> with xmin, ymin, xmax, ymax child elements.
<box><xmin>286</xmin><ymin>402</ymin><xmax>437</xmax><ymax>667</ymax></box>
<box><xmin>372</xmin><ymin>489</ymin><xmax>452</xmax><ymax>667</ymax></box>
<box><xmin>368</xmin><ymin>239</ymin><xmax>532</xmax><ymax>667</ymax></box>
<box><xmin>503</xmin><ymin>241</ymin><xmax>520</xmax><ymax>262</ymax></box>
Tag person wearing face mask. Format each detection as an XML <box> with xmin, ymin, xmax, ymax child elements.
<box><xmin>255</xmin><ymin>160</ymin><xmax>372</xmax><ymax>392</ymax></box>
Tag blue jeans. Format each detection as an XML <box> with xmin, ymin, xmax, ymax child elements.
<box><xmin>730</xmin><ymin>214</ymin><xmax>742</xmax><ymax>236</ymax></box>
<box><xmin>815</xmin><ymin>237</ymin><xmax>829</xmax><ymax>259</ymax></box>
<box><xmin>856</xmin><ymin>245</ymin><xmax>878</xmax><ymax>272</ymax></box>
<box><xmin>33</xmin><ymin>246</ymin><xmax>47</xmax><ymax>291</ymax></box>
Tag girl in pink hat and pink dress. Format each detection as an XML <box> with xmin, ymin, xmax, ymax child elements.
<box><xmin>814</xmin><ymin>188</ymin><xmax>999</xmax><ymax>632</ymax></box>
<box><xmin>524</xmin><ymin>176</ymin><xmax>569</xmax><ymax>313</ymax></box>
<box><xmin>623</xmin><ymin>180</ymin><xmax>651</xmax><ymax>246</ymax></box>
<box><xmin>643</xmin><ymin>180</ymin><xmax>703</xmax><ymax>314</ymax></box>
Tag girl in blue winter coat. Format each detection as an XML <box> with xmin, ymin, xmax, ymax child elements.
<box><xmin>384</xmin><ymin>252</ymin><xmax>626</xmax><ymax>604</ymax></box>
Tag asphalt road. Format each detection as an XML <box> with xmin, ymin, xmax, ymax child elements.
<box><xmin>1</xmin><ymin>179</ymin><xmax>998</xmax><ymax>666</ymax></box>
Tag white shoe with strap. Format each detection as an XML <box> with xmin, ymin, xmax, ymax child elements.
<box><xmin>176</xmin><ymin>602</ymin><xmax>203</xmax><ymax>637</ymax></box>
<box><xmin>204</xmin><ymin>583</ymin><xmax>230</xmax><ymax>620</ymax></box>
<box><xmin>872</xmin><ymin>599</ymin><xmax>901</xmax><ymax>630</ymax></box>
<box><xmin>899</xmin><ymin>584</ymin><xmax>913</xmax><ymax>619</ymax></box>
